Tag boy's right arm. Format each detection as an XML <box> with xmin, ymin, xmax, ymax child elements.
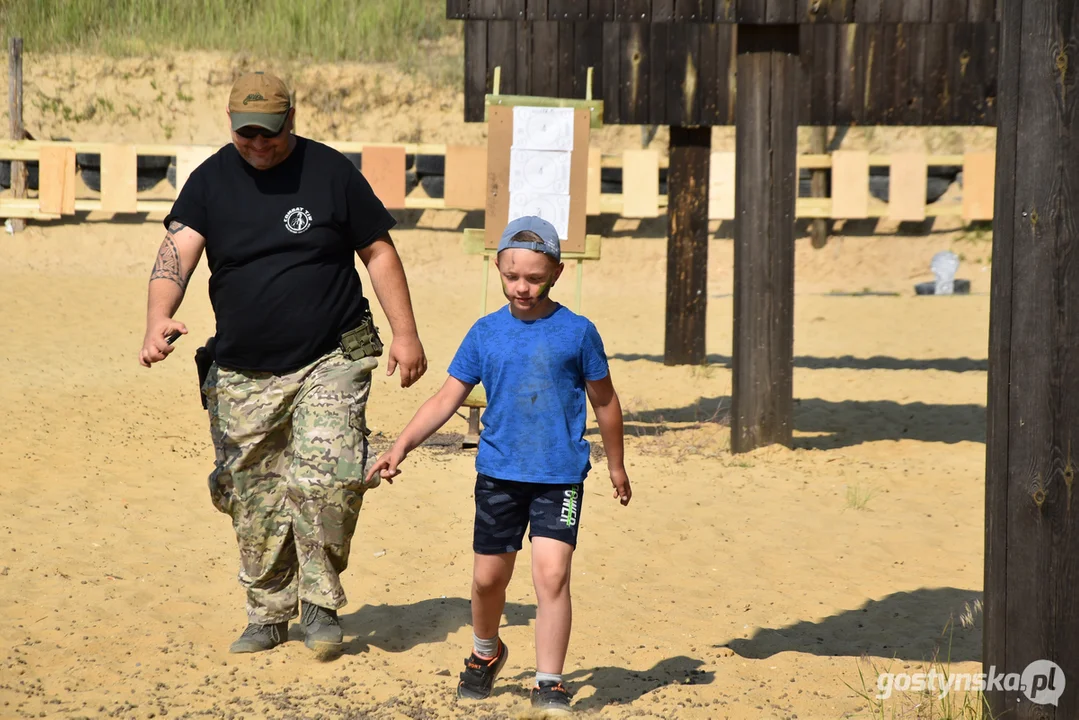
<box><xmin>366</xmin><ymin>375</ymin><xmax>475</xmax><ymax>484</ymax></box>
<box><xmin>139</xmin><ymin>221</ymin><xmax>206</xmax><ymax>367</ymax></box>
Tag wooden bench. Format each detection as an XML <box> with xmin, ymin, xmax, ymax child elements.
<box><xmin>462</xmin><ymin>385</ymin><xmax>487</xmax><ymax>448</ymax></box>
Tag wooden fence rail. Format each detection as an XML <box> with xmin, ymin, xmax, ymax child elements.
<box><xmin>0</xmin><ymin>140</ymin><xmax>994</xmax><ymax>224</ymax></box>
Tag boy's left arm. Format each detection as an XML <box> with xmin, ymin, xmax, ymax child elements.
<box><xmin>586</xmin><ymin>374</ymin><xmax>632</xmax><ymax>506</ymax></box>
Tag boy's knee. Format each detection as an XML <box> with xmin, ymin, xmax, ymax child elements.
<box><xmin>472</xmin><ymin>568</ymin><xmax>511</xmax><ymax>596</ymax></box>
<box><xmin>533</xmin><ymin>559</ymin><xmax>571</xmax><ymax>596</ymax></box>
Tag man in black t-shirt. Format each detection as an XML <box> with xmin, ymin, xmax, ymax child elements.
<box><xmin>138</xmin><ymin>72</ymin><xmax>428</xmax><ymax>657</ymax></box>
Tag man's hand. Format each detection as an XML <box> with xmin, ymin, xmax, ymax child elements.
<box><xmin>365</xmin><ymin>445</ymin><xmax>408</xmax><ymax>485</ymax></box>
<box><xmin>139</xmin><ymin>220</ymin><xmax>205</xmax><ymax>368</ymax></box>
<box><xmin>139</xmin><ymin>318</ymin><xmax>188</xmax><ymax>367</ymax></box>
<box><xmin>609</xmin><ymin>466</ymin><xmax>632</xmax><ymax>506</ymax></box>
<box><xmin>386</xmin><ymin>333</ymin><xmax>428</xmax><ymax>388</ymax></box>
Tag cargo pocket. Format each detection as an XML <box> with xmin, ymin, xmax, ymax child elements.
<box><xmin>206</xmin><ymin>417</ymin><xmax>235</xmax><ymax>516</ymax></box>
<box><xmin>207</xmin><ymin>469</ymin><xmax>234</xmax><ymax>516</ymax></box>
<box><xmin>337</xmin><ymin>400</ymin><xmax>375</xmax><ymax>495</ymax></box>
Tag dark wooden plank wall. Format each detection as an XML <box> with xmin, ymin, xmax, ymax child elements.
<box><xmin>984</xmin><ymin>0</ymin><xmax>1079</xmax><ymax>715</ymax></box>
<box><xmin>448</xmin><ymin>0</ymin><xmax>999</xmax><ymax>22</ymax></box>
<box><xmin>462</xmin><ymin>19</ymin><xmax>998</xmax><ymax>126</ymax></box>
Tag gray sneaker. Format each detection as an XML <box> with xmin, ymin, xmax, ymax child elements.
<box><xmin>228</xmin><ymin>622</ymin><xmax>288</xmax><ymax>654</ymax></box>
<box><xmin>301</xmin><ymin>602</ymin><xmax>343</xmax><ymax>657</ymax></box>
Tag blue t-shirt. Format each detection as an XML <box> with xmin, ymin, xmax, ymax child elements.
<box><xmin>448</xmin><ymin>304</ymin><xmax>610</xmax><ymax>484</ymax></box>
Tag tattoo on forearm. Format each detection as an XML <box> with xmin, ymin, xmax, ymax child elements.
<box><xmin>149</xmin><ymin>234</ymin><xmax>187</xmax><ymax>290</ymax></box>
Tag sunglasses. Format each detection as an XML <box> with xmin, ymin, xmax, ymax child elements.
<box><xmin>235</xmin><ymin>123</ymin><xmax>287</xmax><ymax>140</ymax></box>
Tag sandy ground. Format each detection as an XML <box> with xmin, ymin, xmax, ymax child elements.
<box><xmin>0</xmin><ymin>52</ymin><xmax>993</xmax><ymax>720</ymax></box>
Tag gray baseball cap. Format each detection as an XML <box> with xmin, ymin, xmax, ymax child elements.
<box><xmin>497</xmin><ymin>215</ymin><xmax>561</xmax><ymax>262</ymax></box>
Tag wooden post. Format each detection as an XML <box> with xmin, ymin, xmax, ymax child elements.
<box><xmin>731</xmin><ymin>25</ymin><xmax>799</xmax><ymax>453</ymax></box>
<box><xmin>984</xmin><ymin>0</ymin><xmax>1079</xmax><ymax>715</ymax></box>
<box><xmin>809</xmin><ymin>125</ymin><xmax>830</xmax><ymax>248</ymax></box>
<box><xmin>8</xmin><ymin>37</ymin><xmax>26</xmax><ymax>233</ymax></box>
<box><xmin>663</xmin><ymin>126</ymin><xmax>711</xmax><ymax>365</ymax></box>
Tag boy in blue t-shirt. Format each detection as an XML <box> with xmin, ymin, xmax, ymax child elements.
<box><xmin>366</xmin><ymin>215</ymin><xmax>631</xmax><ymax>715</ymax></box>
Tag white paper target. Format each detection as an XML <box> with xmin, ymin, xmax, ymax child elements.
<box><xmin>512</xmin><ymin>107</ymin><xmax>575</xmax><ymax>152</ymax></box>
<box><xmin>509</xmin><ymin>149</ymin><xmax>572</xmax><ymax>195</ymax></box>
<box><xmin>507</xmin><ymin>192</ymin><xmax>570</xmax><ymax>240</ymax></box>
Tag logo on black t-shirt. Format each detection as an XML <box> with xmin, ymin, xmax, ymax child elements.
<box><xmin>283</xmin><ymin>207</ymin><xmax>312</xmax><ymax>234</ymax></box>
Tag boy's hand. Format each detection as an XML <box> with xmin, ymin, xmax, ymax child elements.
<box><xmin>609</xmin><ymin>467</ymin><xmax>632</xmax><ymax>506</ymax></box>
<box><xmin>365</xmin><ymin>446</ymin><xmax>407</xmax><ymax>485</ymax></box>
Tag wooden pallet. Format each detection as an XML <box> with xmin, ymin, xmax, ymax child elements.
<box><xmin>0</xmin><ymin>140</ymin><xmax>994</xmax><ymax>223</ymax></box>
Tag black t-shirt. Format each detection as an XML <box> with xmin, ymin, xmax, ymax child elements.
<box><xmin>165</xmin><ymin>137</ymin><xmax>396</xmax><ymax>373</ymax></box>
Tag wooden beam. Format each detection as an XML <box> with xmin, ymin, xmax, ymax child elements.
<box><xmin>732</xmin><ymin>24</ymin><xmax>798</xmax><ymax>453</ymax></box>
<box><xmin>38</xmin><ymin>145</ymin><xmax>76</xmax><ymax>216</ymax></box>
<box><xmin>808</xmin><ymin>126</ymin><xmax>830</xmax><ymax>247</ymax></box>
<box><xmin>444</xmin><ymin>145</ymin><xmax>488</xmax><ymax>210</ymax></box>
<box><xmin>464</xmin><ymin>20</ymin><xmax>488</xmax><ymax>122</ymax></box>
<box><xmin>985</xmin><ymin>0</ymin><xmax>1079</xmax><ymax>716</ymax></box>
<box><xmin>622</xmin><ymin>149</ymin><xmax>660</xmax><ymax>217</ymax></box>
<box><xmin>888</xmin><ymin>152</ymin><xmax>928</xmax><ymax>222</ymax></box>
<box><xmin>962</xmin><ymin>151</ymin><xmax>995</xmax><ymax>221</ymax></box>
<box><xmin>8</xmin><ymin>38</ymin><xmax>26</xmax><ymax>233</ymax></box>
<box><xmin>664</xmin><ymin>126</ymin><xmax>710</xmax><ymax>366</ymax></box>
<box><xmin>100</xmin><ymin>144</ymin><xmax>139</xmax><ymax>215</ymax></box>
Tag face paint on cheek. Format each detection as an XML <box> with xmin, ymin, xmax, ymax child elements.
<box><xmin>536</xmin><ymin>280</ymin><xmax>552</xmax><ymax>300</ymax></box>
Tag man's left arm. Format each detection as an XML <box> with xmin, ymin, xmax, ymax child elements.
<box><xmin>357</xmin><ymin>236</ymin><xmax>427</xmax><ymax>388</ymax></box>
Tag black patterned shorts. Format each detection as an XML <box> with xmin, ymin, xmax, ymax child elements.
<box><xmin>472</xmin><ymin>474</ymin><xmax>583</xmax><ymax>554</ymax></box>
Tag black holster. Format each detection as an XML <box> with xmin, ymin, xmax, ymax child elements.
<box><xmin>194</xmin><ymin>337</ymin><xmax>217</xmax><ymax>409</ymax></box>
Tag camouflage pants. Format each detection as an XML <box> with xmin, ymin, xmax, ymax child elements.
<box><xmin>203</xmin><ymin>348</ymin><xmax>379</xmax><ymax>624</ymax></box>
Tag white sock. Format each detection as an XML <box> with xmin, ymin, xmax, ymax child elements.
<box><xmin>473</xmin><ymin>633</ymin><xmax>499</xmax><ymax>659</ymax></box>
<box><xmin>536</xmin><ymin>671</ymin><xmax>562</xmax><ymax>686</ymax></box>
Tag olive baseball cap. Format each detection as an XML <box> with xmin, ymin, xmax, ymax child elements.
<box><xmin>228</xmin><ymin>72</ymin><xmax>291</xmax><ymax>133</ymax></box>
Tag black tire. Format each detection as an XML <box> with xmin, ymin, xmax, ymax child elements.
<box><xmin>76</xmin><ymin>152</ymin><xmax>99</xmax><ymax>168</ymax></box>
<box><xmin>0</xmin><ymin>161</ymin><xmax>39</xmax><ymax>190</ymax></box>
<box><xmin>419</xmin><ymin>174</ymin><xmax>444</xmax><ymax>198</ymax></box>
<box><xmin>405</xmin><ymin>170</ymin><xmax>418</xmax><ymax>195</ymax></box>
<box><xmin>415</xmin><ymin>154</ymin><xmax>444</xmax><ymax>176</ymax></box>
<box><xmin>915</xmin><ymin>279</ymin><xmax>971</xmax><ymax>295</ymax></box>
<box><xmin>868</xmin><ymin>174</ymin><xmax>891</xmax><ymax>203</ymax></box>
<box><xmin>76</xmin><ymin>153</ymin><xmax>172</xmax><ymax>170</ymax></box>
<box><xmin>167</xmin><ymin>163</ymin><xmax>177</xmax><ymax>189</ymax></box>
<box><xmin>138</xmin><ymin>155</ymin><xmax>172</xmax><ymax>170</ymax></box>
<box><xmin>601</xmin><ymin>167</ymin><xmax>622</xmax><ymax>184</ymax></box>
<box><xmin>929</xmin><ymin>165</ymin><xmax>961</xmax><ymax>181</ymax></box>
<box><xmin>797</xmin><ymin>168</ymin><xmax>832</xmax><ymax>199</ymax></box>
<box><xmin>81</xmin><ymin>167</ymin><xmax>167</xmax><ymax>193</ymax></box>
<box><xmin>865</xmin><ymin>171</ymin><xmax>954</xmax><ymax>205</ymax></box>
<box><xmin>926</xmin><ymin>176</ymin><xmax>951</xmax><ymax>204</ymax></box>
<box><xmin>600</xmin><ymin>180</ymin><xmax>621</xmax><ymax>194</ymax></box>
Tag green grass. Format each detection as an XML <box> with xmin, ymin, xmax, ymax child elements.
<box><xmin>844</xmin><ymin>601</ymin><xmax>990</xmax><ymax>720</ymax></box>
<box><xmin>0</xmin><ymin>0</ymin><xmax>459</xmax><ymax>66</ymax></box>
<box><xmin>845</xmin><ymin>483</ymin><xmax>876</xmax><ymax>511</ymax></box>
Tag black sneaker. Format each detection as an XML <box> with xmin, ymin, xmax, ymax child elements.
<box><xmin>456</xmin><ymin>640</ymin><xmax>509</xmax><ymax>699</ymax></box>
<box><xmin>228</xmin><ymin>622</ymin><xmax>288</xmax><ymax>654</ymax></box>
<box><xmin>300</xmin><ymin>602</ymin><xmax>343</xmax><ymax>657</ymax></box>
<box><xmin>530</xmin><ymin>680</ymin><xmax>573</xmax><ymax>715</ymax></box>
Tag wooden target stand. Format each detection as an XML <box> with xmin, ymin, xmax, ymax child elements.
<box><xmin>459</xmin><ymin>67</ymin><xmax>604</xmax><ymax>448</ymax></box>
